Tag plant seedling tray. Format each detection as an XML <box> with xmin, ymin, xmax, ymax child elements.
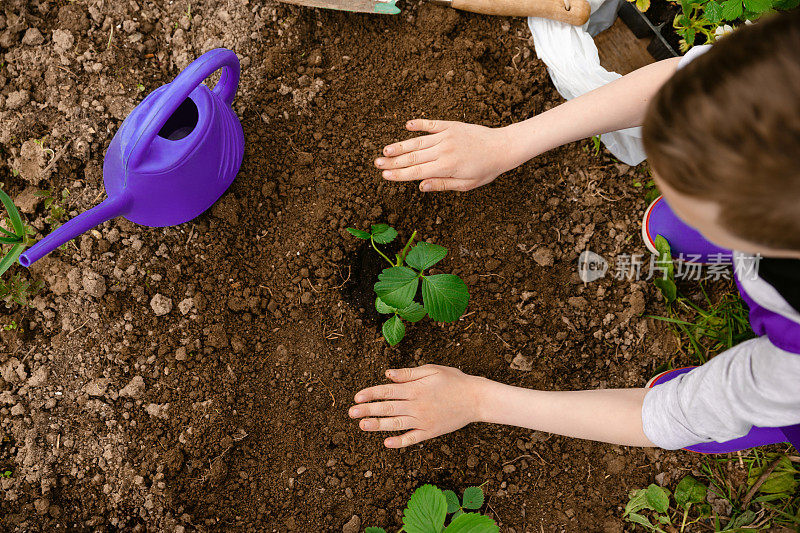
<box><xmin>617</xmin><ymin>1</ymin><xmax>681</xmax><ymax>59</ymax></box>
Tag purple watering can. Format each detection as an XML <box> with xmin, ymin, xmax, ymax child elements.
<box><xmin>19</xmin><ymin>48</ymin><xmax>244</xmax><ymax>267</ymax></box>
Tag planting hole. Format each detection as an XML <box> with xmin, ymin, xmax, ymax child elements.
<box><xmin>158</xmin><ymin>97</ymin><xmax>198</xmax><ymax>141</ymax></box>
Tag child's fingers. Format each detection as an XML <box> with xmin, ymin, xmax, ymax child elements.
<box><xmin>354</xmin><ymin>383</ymin><xmax>410</xmax><ymax>403</ymax></box>
<box><xmin>382</xmin><ymin>162</ymin><xmax>444</xmax><ymax>182</ymax></box>
<box><xmin>406</xmin><ymin>119</ymin><xmax>449</xmax><ymax>134</ymax></box>
<box><xmin>385</xmin><ymin>366</ymin><xmax>438</xmax><ymax>383</ymax></box>
<box><xmin>383</xmin><ymin>132</ymin><xmax>442</xmax><ymax>157</ymax></box>
<box><xmin>375</xmin><ymin>147</ymin><xmax>439</xmax><ymax>170</ymax></box>
<box><xmin>359</xmin><ymin>416</ymin><xmax>417</xmax><ymax>432</ymax></box>
<box><xmin>385</xmin><ymin>429</ymin><xmax>429</xmax><ymax>449</ymax></box>
<box><xmin>419</xmin><ymin>178</ymin><xmax>473</xmax><ymax>193</ymax></box>
<box><xmin>348</xmin><ymin>400</ymin><xmax>406</xmax><ymax>419</ymax></box>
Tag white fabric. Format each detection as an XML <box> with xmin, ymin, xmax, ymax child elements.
<box><xmin>527</xmin><ymin>0</ymin><xmax>646</xmax><ymax>166</ymax></box>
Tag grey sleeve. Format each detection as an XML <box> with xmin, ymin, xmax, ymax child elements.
<box><xmin>642</xmin><ymin>336</ymin><xmax>800</xmax><ymax>450</ymax></box>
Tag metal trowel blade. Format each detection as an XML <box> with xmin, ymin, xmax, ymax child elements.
<box><xmin>278</xmin><ymin>0</ymin><xmax>400</xmax><ymax>14</ymax></box>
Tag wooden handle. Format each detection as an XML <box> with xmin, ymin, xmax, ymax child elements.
<box><xmin>449</xmin><ymin>0</ymin><xmax>590</xmax><ymax>25</ymax></box>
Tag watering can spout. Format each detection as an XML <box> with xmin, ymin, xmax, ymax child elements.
<box><xmin>19</xmin><ymin>195</ymin><xmax>130</xmax><ymax>268</ymax></box>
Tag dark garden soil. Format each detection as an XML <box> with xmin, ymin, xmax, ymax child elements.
<box><xmin>0</xmin><ymin>0</ymin><xmax>720</xmax><ymax>531</ymax></box>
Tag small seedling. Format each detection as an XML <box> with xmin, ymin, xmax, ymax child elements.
<box><xmin>0</xmin><ymin>273</ymin><xmax>42</xmax><ymax>307</ymax></box>
<box><xmin>2</xmin><ymin>320</ymin><xmax>17</xmax><ymax>331</ymax></box>
<box><xmin>35</xmin><ymin>187</ymin><xmax>70</xmax><ymax>227</ymax></box>
<box><xmin>0</xmin><ymin>187</ymin><xmax>31</xmax><ymax>277</ymax></box>
<box><xmin>366</xmin><ymin>484</ymin><xmax>498</xmax><ymax>533</ymax></box>
<box><xmin>583</xmin><ymin>134</ymin><xmax>602</xmax><ymax>157</ymax></box>
<box><xmin>347</xmin><ymin>224</ymin><xmax>469</xmax><ymax>346</ymax></box>
<box><xmin>1</xmin><ymin>470</ymin><xmax>11</xmax><ymax>478</ymax></box>
<box><xmin>633</xmin><ymin>173</ymin><xmax>659</xmax><ymax>204</ymax></box>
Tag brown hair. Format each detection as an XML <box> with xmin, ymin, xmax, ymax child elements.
<box><xmin>643</xmin><ymin>10</ymin><xmax>800</xmax><ymax>251</ymax></box>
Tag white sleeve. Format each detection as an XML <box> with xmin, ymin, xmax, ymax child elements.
<box><xmin>641</xmin><ymin>336</ymin><xmax>800</xmax><ymax>450</ymax></box>
<box><xmin>677</xmin><ymin>44</ymin><xmax>712</xmax><ymax>70</ymax></box>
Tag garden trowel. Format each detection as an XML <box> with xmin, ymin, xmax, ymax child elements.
<box><xmin>278</xmin><ymin>0</ymin><xmax>591</xmax><ymax>26</ymax></box>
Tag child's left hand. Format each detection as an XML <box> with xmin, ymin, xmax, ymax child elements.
<box><xmin>349</xmin><ymin>365</ymin><xmax>486</xmax><ymax>448</ymax></box>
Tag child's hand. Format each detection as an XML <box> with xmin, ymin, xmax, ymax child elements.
<box><xmin>349</xmin><ymin>364</ymin><xmax>486</xmax><ymax>448</ymax></box>
<box><xmin>375</xmin><ymin>120</ymin><xmax>513</xmax><ymax>193</ymax></box>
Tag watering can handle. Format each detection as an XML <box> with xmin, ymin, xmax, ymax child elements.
<box><xmin>127</xmin><ymin>48</ymin><xmax>240</xmax><ymax>168</ymax></box>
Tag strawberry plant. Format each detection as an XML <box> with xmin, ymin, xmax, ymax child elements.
<box><xmin>628</xmin><ymin>0</ymin><xmax>798</xmax><ymax>52</ymax></box>
<box><xmin>347</xmin><ymin>224</ymin><xmax>469</xmax><ymax>346</ymax></box>
<box><xmin>366</xmin><ymin>484</ymin><xmax>498</xmax><ymax>533</ymax></box>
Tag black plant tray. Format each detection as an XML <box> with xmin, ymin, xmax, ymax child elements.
<box><xmin>617</xmin><ymin>1</ymin><xmax>681</xmax><ymax>59</ymax></box>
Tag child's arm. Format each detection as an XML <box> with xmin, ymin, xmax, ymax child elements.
<box><xmin>349</xmin><ymin>364</ymin><xmax>655</xmax><ymax>448</ymax></box>
<box><xmin>375</xmin><ymin>57</ymin><xmax>682</xmax><ymax>193</ymax></box>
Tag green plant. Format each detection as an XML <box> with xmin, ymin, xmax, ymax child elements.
<box><xmin>3</xmin><ymin>320</ymin><xmax>17</xmax><ymax>330</ymax></box>
<box><xmin>0</xmin><ymin>187</ymin><xmax>31</xmax><ymax>277</ymax></box>
<box><xmin>583</xmin><ymin>135</ymin><xmax>602</xmax><ymax>157</ymax></box>
<box><xmin>649</xmin><ymin>235</ymin><xmax>753</xmax><ymax>364</ymax></box>
<box><xmin>624</xmin><ymin>452</ymin><xmax>800</xmax><ymax>531</ymax></box>
<box><xmin>366</xmin><ymin>484</ymin><xmax>498</xmax><ymax>533</ymax></box>
<box><xmin>35</xmin><ymin>187</ymin><xmax>69</xmax><ymax>227</ymax></box>
<box><xmin>0</xmin><ymin>273</ymin><xmax>42</xmax><ymax>307</ymax></box>
<box><xmin>629</xmin><ymin>0</ymin><xmax>798</xmax><ymax>52</ymax></box>
<box><xmin>1</xmin><ymin>470</ymin><xmax>11</xmax><ymax>478</ymax></box>
<box><xmin>347</xmin><ymin>224</ymin><xmax>469</xmax><ymax>346</ymax></box>
<box><xmin>633</xmin><ymin>173</ymin><xmax>660</xmax><ymax>205</ymax></box>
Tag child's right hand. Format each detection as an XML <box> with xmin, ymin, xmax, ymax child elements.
<box><xmin>375</xmin><ymin>119</ymin><xmax>514</xmax><ymax>193</ymax></box>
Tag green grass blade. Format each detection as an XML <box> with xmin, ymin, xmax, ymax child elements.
<box><xmin>0</xmin><ymin>189</ymin><xmax>24</xmax><ymax>237</ymax></box>
<box><xmin>0</xmin><ymin>244</ymin><xmax>24</xmax><ymax>276</ymax></box>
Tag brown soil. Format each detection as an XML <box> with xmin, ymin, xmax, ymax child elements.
<box><xmin>0</xmin><ymin>0</ymin><xmax>706</xmax><ymax>531</ymax></box>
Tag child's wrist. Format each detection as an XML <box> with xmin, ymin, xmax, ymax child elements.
<box><xmin>469</xmin><ymin>375</ymin><xmax>497</xmax><ymax>424</ymax></box>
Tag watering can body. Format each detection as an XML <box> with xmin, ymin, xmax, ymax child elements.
<box><xmin>19</xmin><ymin>48</ymin><xmax>244</xmax><ymax>267</ymax></box>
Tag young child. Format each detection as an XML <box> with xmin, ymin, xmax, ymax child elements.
<box><xmin>348</xmin><ymin>11</ymin><xmax>800</xmax><ymax>452</ymax></box>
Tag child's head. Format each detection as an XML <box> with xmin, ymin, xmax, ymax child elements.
<box><xmin>643</xmin><ymin>11</ymin><xmax>800</xmax><ymax>257</ymax></box>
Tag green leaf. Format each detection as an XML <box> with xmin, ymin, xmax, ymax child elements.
<box><xmin>0</xmin><ymin>225</ymin><xmax>19</xmax><ymax>239</ymax></box>
<box><xmin>444</xmin><ymin>490</ymin><xmax>461</xmax><ymax>514</ymax></box>
<box><xmin>421</xmin><ymin>274</ymin><xmax>469</xmax><ymax>323</ymax></box>
<box><xmin>645</xmin><ymin>484</ymin><xmax>670</xmax><ymax>515</ymax></box>
<box><xmin>406</xmin><ymin>242</ymin><xmax>448</xmax><ymax>271</ymax></box>
<box><xmin>0</xmin><ymin>234</ymin><xmax>22</xmax><ymax>245</ymax></box>
<box><xmin>624</xmin><ymin>489</ymin><xmax>651</xmax><ymax>517</ymax></box>
<box><xmin>371</xmin><ymin>224</ymin><xmax>398</xmax><ymax>244</ymax></box>
<box><xmin>675</xmin><ymin>476</ymin><xmax>706</xmax><ymax>508</ymax></box>
<box><xmin>382</xmin><ymin>315</ymin><xmax>406</xmax><ymax>346</ymax></box>
<box><xmin>396</xmin><ymin>301</ymin><xmax>427</xmax><ymax>323</ymax></box>
<box><xmin>374</xmin><ymin>267</ymin><xmax>419</xmax><ymax>309</ymax></box>
<box><xmin>365</xmin><ymin>528</ymin><xmax>387</xmax><ymax>533</ymax></box>
<box><xmin>346</xmin><ymin>227</ymin><xmax>371</xmax><ymax>240</ymax></box>
<box><xmin>721</xmin><ymin>0</ymin><xmax>743</xmax><ymax>19</ymax></box>
<box><xmin>402</xmin><ymin>484</ymin><xmax>448</xmax><ymax>533</ymax></box>
<box><xmin>705</xmin><ymin>0</ymin><xmax>724</xmax><ymax>22</ymax></box>
<box><xmin>743</xmin><ymin>0</ymin><xmax>771</xmax><ymax>13</ymax></box>
<box><xmin>0</xmin><ymin>244</ymin><xmax>24</xmax><ymax>277</ymax></box>
<box><xmin>654</xmin><ymin>278</ymin><xmax>677</xmax><ymax>304</ymax></box>
<box><xmin>452</xmin><ymin>509</ymin><xmax>464</xmax><ymax>520</ymax></box>
<box><xmin>376</xmin><ymin>297</ymin><xmax>395</xmax><ymax>314</ymax></box>
<box><xmin>443</xmin><ymin>513</ymin><xmax>499</xmax><ymax>533</ymax></box>
<box><xmin>461</xmin><ymin>487</ymin><xmax>484</xmax><ymax>510</ymax></box>
<box><xmin>625</xmin><ymin>512</ymin><xmax>663</xmax><ymax>532</ymax></box>
<box><xmin>748</xmin><ymin>456</ymin><xmax>798</xmax><ymax>494</ymax></box>
<box><xmin>0</xmin><ymin>188</ymin><xmax>25</xmax><ymax>237</ymax></box>
<box><xmin>653</xmin><ymin>235</ymin><xmax>676</xmax><ymax>303</ymax></box>
<box><xmin>728</xmin><ymin>510</ymin><xmax>757</xmax><ymax>528</ymax></box>
<box><xmin>635</xmin><ymin>0</ymin><xmax>651</xmax><ymax>11</ymax></box>
<box><xmin>774</xmin><ymin>0</ymin><xmax>799</xmax><ymax>9</ymax></box>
